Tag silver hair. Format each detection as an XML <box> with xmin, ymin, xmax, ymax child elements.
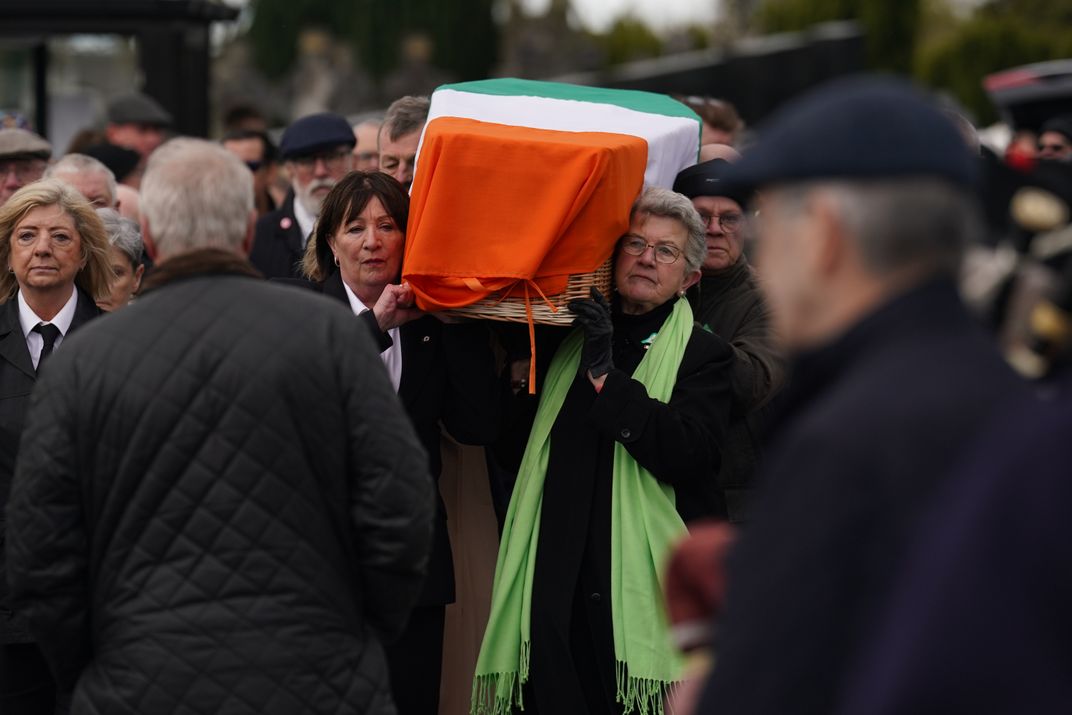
<box><xmin>96</xmin><ymin>206</ymin><xmax>143</xmax><ymax>267</ymax></box>
<box><xmin>380</xmin><ymin>96</ymin><xmax>429</xmax><ymax>144</ymax></box>
<box><xmin>140</xmin><ymin>138</ymin><xmax>253</xmax><ymax>257</ymax></box>
<box><xmin>45</xmin><ymin>153</ymin><xmax>117</xmax><ymax>206</ymax></box>
<box><xmin>782</xmin><ymin>178</ymin><xmax>979</xmax><ymax>276</ymax></box>
<box><xmin>630</xmin><ymin>186</ymin><xmax>706</xmax><ymax>273</ymax></box>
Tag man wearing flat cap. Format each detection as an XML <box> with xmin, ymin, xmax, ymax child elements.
<box><xmin>696</xmin><ymin>76</ymin><xmax>1028</xmax><ymax>715</ymax></box>
<box><xmin>106</xmin><ymin>92</ymin><xmax>172</xmax><ymax>160</ymax></box>
<box><xmin>0</xmin><ymin>128</ymin><xmax>51</xmax><ymax>207</ymax></box>
<box><xmin>1037</xmin><ymin>115</ymin><xmax>1072</xmax><ymax>162</ymax></box>
<box><xmin>250</xmin><ymin>112</ymin><xmax>355</xmax><ymax>280</ymax></box>
<box><xmin>673</xmin><ymin>159</ymin><xmax>784</xmax><ymax>522</ymax></box>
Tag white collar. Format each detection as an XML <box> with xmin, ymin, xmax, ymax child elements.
<box><xmin>18</xmin><ymin>286</ymin><xmax>78</xmax><ymax>339</ymax></box>
<box><xmin>340</xmin><ymin>280</ymin><xmax>402</xmax><ymax>393</ymax></box>
<box><xmin>292</xmin><ymin>194</ymin><xmax>317</xmax><ymax>244</ymax></box>
<box><xmin>341</xmin><ymin>280</ymin><xmax>372</xmax><ymax>315</ymax></box>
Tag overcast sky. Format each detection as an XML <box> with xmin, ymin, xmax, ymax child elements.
<box><xmin>520</xmin><ymin>0</ymin><xmax>721</xmax><ymax>32</ymax></box>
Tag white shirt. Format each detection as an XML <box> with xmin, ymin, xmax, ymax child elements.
<box><xmin>292</xmin><ymin>196</ymin><xmax>317</xmax><ymax>248</ymax></box>
<box><xmin>18</xmin><ymin>287</ymin><xmax>78</xmax><ymax>370</ymax></box>
<box><xmin>342</xmin><ymin>281</ymin><xmax>403</xmax><ymax>393</ymax></box>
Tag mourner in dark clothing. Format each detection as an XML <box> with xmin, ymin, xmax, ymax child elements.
<box><xmin>250</xmin><ymin>113</ymin><xmax>355</xmax><ymax>279</ymax></box>
<box><xmin>697</xmin><ymin>76</ymin><xmax>1028</xmax><ymax>715</ymax></box>
<box><xmin>296</xmin><ymin>171</ymin><xmax>502</xmax><ymax>715</ymax></box>
<box><xmin>0</xmin><ymin>179</ymin><xmax>110</xmax><ymax>714</ymax></box>
<box><xmin>5</xmin><ymin>141</ymin><xmax>434</xmax><ymax>715</ymax></box>
<box><xmin>837</xmin><ymin>391</ymin><xmax>1072</xmax><ymax>715</ymax></box>
<box><xmin>674</xmin><ymin>159</ymin><xmax>785</xmax><ymax>521</ymax></box>
<box><xmin>474</xmin><ymin>187</ymin><xmax>733</xmax><ymax>715</ymax></box>
<box><xmin>0</xmin><ymin>128</ymin><xmax>51</xmax><ymax>207</ymax></box>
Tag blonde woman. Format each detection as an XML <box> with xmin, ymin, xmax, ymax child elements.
<box><xmin>0</xmin><ymin>178</ymin><xmax>111</xmax><ymax>712</ymax></box>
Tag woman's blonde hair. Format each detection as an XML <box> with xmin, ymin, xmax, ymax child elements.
<box><xmin>0</xmin><ymin>178</ymin><xmax>115</xmax><ymax>302</ymax></box>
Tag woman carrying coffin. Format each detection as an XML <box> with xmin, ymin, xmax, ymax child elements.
<box><xmin>474</xmin><ymin>187</ymin><xmax>734</xmax><ymax>715</ymax></box>
<box><xmin>299</xmin><ymin>170</ymin><xmax>502</xmax><ymax>715</ymax></box>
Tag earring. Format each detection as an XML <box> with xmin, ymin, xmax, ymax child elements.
<box><xmin>333</xmin><ymin>254</ymin><xmax>340</xmax><ymax>267</ymax></box>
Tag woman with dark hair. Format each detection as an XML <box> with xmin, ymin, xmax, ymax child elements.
<box><xmin>298</xmin><ymin>170</ymin><xmax>502</xmax><ymax>715</ymax></box>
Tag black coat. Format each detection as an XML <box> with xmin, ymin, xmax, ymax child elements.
<box><xmin>698</xmin><ymin>278</ymin><xmax>1028</xmax><ymax>715</ymax></box>
<box><xmin>837</xmin><ymin>390</ymin><xmax>1069</xmax><ymax>715</ymax></box>
<box><xmin>5</xmin><ymin>252</ymin><xmax>435</xmax><ymax>714</ymax></box>
<box><xmin>689</xmin><ymin>259</ymin><xmax>785</xmax><ymax>522</ymax></box>
<box><xmin>250</xmin><ymin>190</ymin><xmax>306</xmax><ymax>280</ymax></box>
<box><xmin>312</xmin><ymin>270</ymin><xmax>503</xmax><ymax>606</ymax></box>
<box><xmin>526</xmin><ymin>298</ymin><xmax>734</xmax><ymax>714</ymax></box>
<box><xmin>0</xmin><ymin>289</ymin><xmax>99</xmax><ymax>644</ymax></box>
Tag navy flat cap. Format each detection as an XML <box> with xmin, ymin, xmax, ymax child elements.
<box><xmin>723</xmin><ymin>75</ymin><xmax>978</xmax><ymax>195</ymax></box>
<box><xmin>673</xmin><ymin>159</ymin><xmax>752</xmax><ymax>206</ymax></box>
<box><xmin>279</xmin><ymin>113</ymin><xmax>355</xmax><ymax>160</ymax></box>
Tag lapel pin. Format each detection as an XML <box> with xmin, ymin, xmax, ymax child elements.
<box><xmin>280</xmin><ymin>217</ymin><xmax>292</xmax><ymax>230</ymax></box>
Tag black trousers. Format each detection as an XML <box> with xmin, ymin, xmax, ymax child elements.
<box><xmin>385</xmin><ymin>604</ymin><xmax>445</xmax><ymax>715</ymax></box>
<box><xmin>0</xmin><ymin>642</ymin><xmax>56</xmax><ymax>715</ymax></box>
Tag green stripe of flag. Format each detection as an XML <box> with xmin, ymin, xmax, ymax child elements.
<box><xmin>436</xmin><ymin>78</ymin><xmax>701</xmax><ymax>123</ymax></box>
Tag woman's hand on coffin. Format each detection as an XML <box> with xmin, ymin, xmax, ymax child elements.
<box><xmin>568</xmin><ymin>287</ymin><xmax>614</xmax><ymax>380</ymax></box>
<box><xmin>373</xmin><ymin>282</ymin><xmax>423</xmax><ymax>331</ymax></box>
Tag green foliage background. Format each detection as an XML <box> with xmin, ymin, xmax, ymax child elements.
<box><xmin>756</xmin><ymin>0</ymin><xmax>1072</xmax><ymax>123</ymax></box>
<box><xmin>244</xmin><ymin>0</ymin><xmax>1072</xmax><ymax>124</ymax></box>
<box><xmin>247</xmin><ymin>0</ymin><xmax>498</xmax><ymax>85</ymax></box>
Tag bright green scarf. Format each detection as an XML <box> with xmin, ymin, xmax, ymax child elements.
<box><xmin>472</xmin><ymin>298</ymin><xmax>693</xmax><ymax>715</ymax></box>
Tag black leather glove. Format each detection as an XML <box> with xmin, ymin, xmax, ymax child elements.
<box><xmin>567</xmin><ymin>287</ymin><xmax>614</xmax><ymax>378</ymax></box>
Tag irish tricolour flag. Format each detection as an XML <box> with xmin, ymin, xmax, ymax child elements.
<box><xmin>403</xmin><ymin>78</ymin><xmax>701</xmax><ymax>312</ymax></box>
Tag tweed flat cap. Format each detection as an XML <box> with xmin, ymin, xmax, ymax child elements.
<box><xmin>722</xmin><ymin>75</ymin><xmax>978</xmax><ymax>194</ymax></box>
<box><xmin>0</xmin><ymin>128</ymin><xmax>52</xmax><ymax>160</ymax></box>
<box><xmin>278</xmin><ymin>113</ymin><xmax>355</xmax><ymax>160</ymax></box>
<box><xmin>107</xmin><ymin>93</ymin><xmax>173</xmax><ymax>126</ymax></box>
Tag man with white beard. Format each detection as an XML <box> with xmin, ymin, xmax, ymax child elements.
<box><xmin>250</xmin><ymin>113</ymin><xmax>355</xmax><ymax>279</ymax></box>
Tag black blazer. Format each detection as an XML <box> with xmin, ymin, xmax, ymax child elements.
<box><xmin>0</xmin><ymin>289</ymin><xmax>100</xmax><ymax>643</ymax></box>
<box><xmin>293</xmin><ymin>271</ymin><xmax>503</xmax><ymax>605</ymax></box>
<box><xmin>250</xmin><ymin>190</ymin><xmax>306</xmax><ymax>280</ymax></box>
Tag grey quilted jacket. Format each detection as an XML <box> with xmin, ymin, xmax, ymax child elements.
<box><xmin>5</xmin><ymin>255</ymin><xmax>434</xmax><ymax>715</ymax></box>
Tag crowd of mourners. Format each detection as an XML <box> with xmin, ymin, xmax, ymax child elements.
<box><xmin>0</xmin><ymin>73</ymin><xmax>1070</xmax><ymax>715</ymax></box>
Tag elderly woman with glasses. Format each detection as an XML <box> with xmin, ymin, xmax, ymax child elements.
<box><xmin>473</xmin><ymin>187</ymin><xmax>735</xmax><ymax>715</ymax></box>
<box><xmin>94</xmin><ymin>207</ymin><xmax>144</xmax><ymax>311</ymax></box>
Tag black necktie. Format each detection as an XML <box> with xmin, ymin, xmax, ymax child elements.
<box><xmin>33</xmin><ymin>323</ymin><xmax>61</xmax><ymax>373</ymax></box>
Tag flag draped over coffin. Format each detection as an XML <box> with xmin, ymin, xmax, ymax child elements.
<box><xmin>402</xmin><ymin>79</ymin><xmax>701</xmax><ymax>313</ymax></box>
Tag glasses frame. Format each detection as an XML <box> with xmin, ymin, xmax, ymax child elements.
<box><xmin>0</xmin><ymin>158</ymin><xmax>47</xmax><ymax>182</ymax></box>
<box><xmin>619</xmin><ymin>236</ymin><xmax>684</xmax><ymax>264</ymax></box>
<box><xmin>697</xmin><ymin>211</ymin><xmax>743</xmax><ymax>234</ymax></box>
<box><xmin>290</xmin><ymin>148</ymin><xmax>351</xmax><ymax>173</ymax></box>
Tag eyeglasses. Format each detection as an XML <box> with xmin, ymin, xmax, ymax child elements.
<box><xmin>697</xmin><ymin>211</ymin><xmax>743</xmax><ymax>233</ymax></box>
<box><xmin>290</xmin><ymin>148</ymin><xmax>351</xmax><ymax>173</ymax></box>
<box><xmin>0</xmin><ymin>158</ymin><xmax>47</xmax><ymax>182</ymax></box>
<box><xmin>620</xmin><ymin>236</ymin><xmax>683</xmax><ymax>264</ymax></box>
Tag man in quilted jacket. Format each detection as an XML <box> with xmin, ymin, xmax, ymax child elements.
<box><xmin>5</xmin><ymin>138</ymin><xmax>435</xmax><ymax>715</ymax></box>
